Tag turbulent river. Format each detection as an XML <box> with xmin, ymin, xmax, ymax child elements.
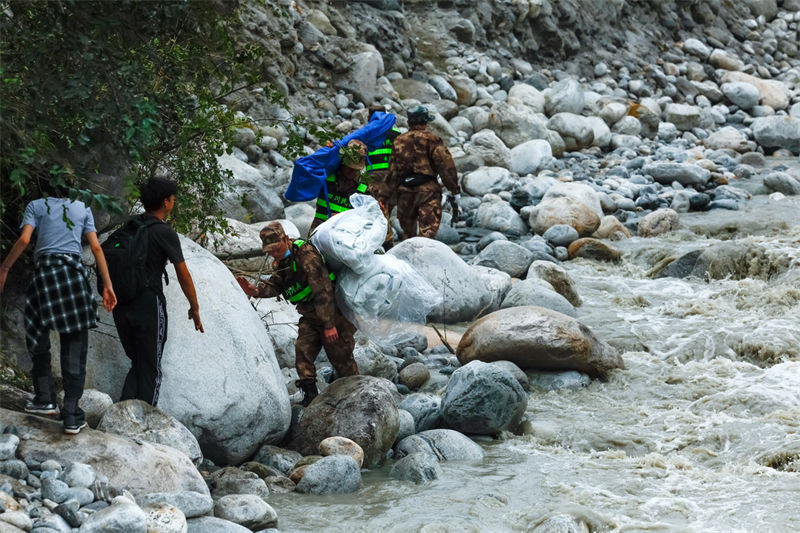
<box><xmin>269</xmin><ymin>162</ymin><xmax>800</xmax><ymax>533</ymax></box>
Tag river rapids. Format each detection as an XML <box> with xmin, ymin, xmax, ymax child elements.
<box><xmin>269</xmin><ymin>167</ymin><xmax>800</xmax><ymax>533</ymax></box>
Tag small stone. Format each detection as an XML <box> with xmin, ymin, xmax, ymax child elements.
<box><xmin>62</xmin><ymin>462</ymin><xmax>95</xmax><ymax>489</ymax></box>
<box><xmin>318</xmin><ymin>437</ymin><xmax>365</xmax><ymax>468</ymax></box>
<box><xmin>0</xmin><ymin>435</ymin><xmax>19</xmax><ymax>461</ymax></box>
<box><xmin>398</xmin><ymin>363</ymin><xmax>431</xmax><ymax>390</ymax></box>
<box><xmin>41</xmin><ymin>478</ymin><xmax>70</xmax><ymax>504</ymax></box>
<box><xmin>390</xmin><ymin>452</ymin><xmax>442</xmax><ymax>484</ymax></box>
<box><xmin>0</xmin><ymin>460</ymin><xmax>28</xmax><ymax>480</ymax></box>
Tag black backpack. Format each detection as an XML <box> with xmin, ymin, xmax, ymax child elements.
<box><xmin>98</xmin><ymin>216</ymin><xmax>166</xmax><ymax>304</ymax></box>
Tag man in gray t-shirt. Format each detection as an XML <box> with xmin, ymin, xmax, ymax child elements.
<box><xmin>1</xmin><ymin>196</ymin><xmax>116</xmax><ymax>435</ymax></box>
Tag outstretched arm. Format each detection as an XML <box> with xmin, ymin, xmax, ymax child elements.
<box><xmin>0</xmin><ymin>225</ymin><xmax>34</xmax><ymax>293</ymax></box>
<box><xmin>86</xmin><ymin>231</ymin><xmax>117</xmax><ymax>312</ymax></box>
<box><xmin>174</xmin><ymin>261</ymin><xmax>204</xmax><ymax>333</ymax></box>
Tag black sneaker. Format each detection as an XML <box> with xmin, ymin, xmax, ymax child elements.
<box><xmin>63</xmin><ymin>420</ymin><xmax>87</xmax><ymax>435</ymax></box>
<box><xmin>24</xmin><ymin>401</ymin><xmax>58</xmax><ymax>416</ymax></box>
<box><xmin>299</xmin><ymin>382</ymin><xmax>319</xmax><ymax>407</ymax></box>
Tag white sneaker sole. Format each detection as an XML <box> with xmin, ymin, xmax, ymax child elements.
<box><xmin>63</xmin><ymin>422</ymin><xmax>87</xmax><ymax>435</ymax></box>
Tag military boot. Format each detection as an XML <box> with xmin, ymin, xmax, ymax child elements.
<box><xmin>299</xmin><ymin>381</ymin><xmax>318</xmax><ymax>407</ymax></box>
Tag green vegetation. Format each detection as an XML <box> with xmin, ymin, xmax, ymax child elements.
<box><xmin>0</xmin><ymin>0</ymin><xmax>312</xmax><ymax>245</ymax></box>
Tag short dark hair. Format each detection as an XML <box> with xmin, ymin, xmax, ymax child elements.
<box><xmin>140</xmin><ymin>178</ymin><xmax>178</xmax><ymax>211</ymax></box>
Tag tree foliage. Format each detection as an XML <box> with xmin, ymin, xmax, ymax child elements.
<box><xmin>0</xmin><ymin>0</ymin><xmax>276</xmax><ymax>242</ymax></box>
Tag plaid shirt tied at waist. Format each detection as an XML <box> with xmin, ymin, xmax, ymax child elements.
<box><xmin>24</xmin><ymin>253</ymin><xmax>98</xmax><ymax>344</ymax></box>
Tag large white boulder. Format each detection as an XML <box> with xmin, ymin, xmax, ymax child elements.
<box><xmin>721</xmin><ymin>71</ymin><xmax>790</xmax><ymax>110</ymax></box>
<box><xmin>5</xmin><ymin>408</ymin><xmax>208</xmax><ymax>498</ymax></box>
<box><xmin>84</xmin><ymin>236</ymin><xmax>291</xmax><ymax>464</ymax></box>
<box><xmin>488</xmin><ymin>102</ymin><xmax>549</xmax><ymax>148</ymax></box>
<box><xmin>541</xmin><ymin>182</ymin><xmax>604</xmax><ymax>218</ymax></box>
<box><xmin>389</xmin><ymin>238</ymin><xmax>505</xmax><ymax>323</ymax></box>
<box><xmin>462</xmin><ymin>167</ymin><xmax>517</xmax><ymax>197</ymax></box>
<box><xmin>752</xmin><ymin>116</ymin><xmax>800</xmax><ymax>154</ymax></box>
<box><xmin>508</xmin><ymin>139</ymin><xmax>553</xmax><ymax>175</ymax></box>
<box><xmin>544</xmin><ymin>79</ymin><xmax>585</xmax><ymax>116</ymax></box>
<box><xmin>547</xmin><ymin>113</ymin><xmax>595</xmax><ymax>150</ymax></box>
<box><xmin>507</xmin><ymin>83</ymin><xmax>545</xmax><ymax>113</ymax></box>
<box><xmin>465</xmin><ymin>129</ymin><xmax>511</xmax><ymax>167</ymax></box>
<box><xmin>474</xmin><ymin>196</ymin><xmax>529</xmax><ymax>236</ymax></box>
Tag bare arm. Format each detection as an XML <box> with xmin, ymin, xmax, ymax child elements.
<box><xmin>85</xmin><ymin>231</ymin><xmax>117</xmax><ymax>312</ymax></box>
<box><xmin>174</xmin><ymin>261</ymin><xmax>204</xmax><ymax>333</ymax></box>
<box><xmin>0</xmin><ymin>225</ymin><xmax>34</xmax><ymax>293</ymax></box>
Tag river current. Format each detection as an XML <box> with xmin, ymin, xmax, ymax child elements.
<box><xmin>269</xmin><ymin>163</ymin><xmax>800</xmax><ymax>533</ymax></box>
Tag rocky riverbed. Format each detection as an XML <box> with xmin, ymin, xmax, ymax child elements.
<box><xmin>1</xmin><ymin>0</ymin><xmax>800</xmax><ymax>532</ymax></box>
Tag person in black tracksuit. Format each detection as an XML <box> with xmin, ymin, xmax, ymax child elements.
<box><xmin>112</xmin><ymin>178</ymin><xmax>204</xmax><ymax>405</ymax></box>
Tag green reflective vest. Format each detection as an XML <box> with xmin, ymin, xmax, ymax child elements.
<box><xmin>365</xmin><ymin>127</ymin><xmax>402</xmax><ymax>173</ymax></box>
<box><xmin>314</xmin><ymin>174</ymin><xmax>368</xmax><ymax>221</ymax></box>
<box><xmin>282</xmin><ymin>240</ymin><xmax>336</xmax><ymax>303</ymax></box>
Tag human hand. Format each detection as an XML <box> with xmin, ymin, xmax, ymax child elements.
<box><xmin>188</xmin><ymin>307</ymin><xmax>204</xmax><ymax>333</ymax></box>
<box><xmin>102</xmin><ymin>286</ymin><xmax>117</xmax><ymax>312</ymax></box>
<box><xmin>448</xmin><ymin>195</ymin><xmax>460</xmax><ymax>225</ymax></box>
<box><xmin>236</xmin><ymin>276</ymin><xmax>259</xmax><ymax>298</ymax></box>
<box><xmin>323</xmin><ymin>326</ymin><xmax>339</xmax><ymax>343</ymax></box>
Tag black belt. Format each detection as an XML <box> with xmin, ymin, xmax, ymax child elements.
<box><xmin>401</xmin><ymin>174</ymin><xmax>434</xmax><ymax>188</ymax></box>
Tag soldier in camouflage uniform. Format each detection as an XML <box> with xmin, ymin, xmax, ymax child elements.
<box><xmin>365</xmin><ymin>105</ymin><xmax>401</xmax><ymax>250</ymax></box>
<box><xmin>308</xmin><ymin>139</ymin><xmax>368</xmax><ymax>236</ymax></box>
<box><xmin>382</xmin><ymin>107</ymin><xmax>461</xmax><ymax>240</ymax></box>
<box><xmin>236</xmin><ymin>222</ymin><xmax>358</xmax><ymax>406</ymax></box>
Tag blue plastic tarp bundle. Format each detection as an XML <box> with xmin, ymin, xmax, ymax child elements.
<box><xmin>285</xmin><ymin>111</ymin><xmax>397</xmax><ymax>203</ymax></box>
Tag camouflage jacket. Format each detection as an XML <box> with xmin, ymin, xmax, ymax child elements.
<box><xmin>384</xmin><ymin>125</ymin><xmax>460</xmax><ymax>201</ymax></box>
<box><xmin>256</xmin><ymin>242</ymin><xmax>337</xmax><ymax>328</ymax></box>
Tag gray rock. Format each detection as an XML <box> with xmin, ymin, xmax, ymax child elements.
<box><xmin>488</xmin><ymin>102</ymin><xmax>549</xmax><ymax>148</ymax></box>
<box><xmin>0</xmin><ymin>435</ymin><xmax>19</xmax><ymax>461</ymax></box>
<box><xmin>396</xmin><ymin>409</ymin><xmax>416</xmax><ymax>444</ymax></box>
<box><xmin>232</xmin><ymin>127</ymin><xmax>256</xmax><ymax>149</ymax></box>
<box><xmin>752</xmin><ymin>116</ymin><xmax>800</xmax><ymax>154</ymax></box>
<box><xmin>611</xmin><ymin>116</ymin><xmax>642</xmax><ymax>136</ymax></box>
<box><xmin>642</xmin><ymin>162</ymin><xmax>711</xmax><ymax>187</ymax></box>
<box><xmin>683</xmin><ymin>38</ymin><xmax>711</xmax><ymax>59</ymax></box>
<box><xmin>489</xmin><ymin>361</ymin><xmax>529</xmax><ymax>392</ymax></box>
<box><xmin>62</xmin><ymin>462</ymin><xmax>95</xmax><ymax>489</ymax></box>
<box><xmin>461</xmin><ymin>167</ymin><xmax>517</xmax><ymax>197</ymax></box>
<box><xmin>294</xmin><ymin>455</ymin><xmax>361</xmax><ymax>495</ymax></box>
<box><xmin>657</xmin><ymin>122</ymin><xmax>680</xmax><ymax>142</ymax></box>
<box><xmin>142</xmin><ymin>503</ymin><xmax>187</xmax><ymax>533</ymax></box>
<box><xmin>398</xmin><ymin>363</ymin><xmax>430</xmax><ymax>390</ymax></box>
<box><xmin>213</xmin><ymin>495</ymin><xmax>277</xmax><ymax>530</ymax></box>
<box><xmin>41</xmin><ymin>478</ymin><xmax>69</xmax><ymax>503</ymax></box>
<box><xmin>0</xmin><ymin>460</ymin><xmax>27</xmax><ymax>480</ymax></box>
<box><xmin>83</xmin><ymin>236</ymin><xmax>291</xmax><ymax>465</ymax></box>
<box><xmin>507</xmin><ymin>83</ymin><xmax>545</xmax><ymax>113</ymax></box>
<box><xmin>721</xmin><ymin>82</ymin><xmax>760</xmax><ymax>110</ymax></box>
<box><xmin>65</xmin><ymin>487</ymin><xmax>94</xmax><ymax>506</ymax></box>
<box><xmin>470</xmin><ymin>241</ymin><xmax>534</xmax><ymax>278</ymax></box>
<box><xmin>547</xmin><ymin>113</ymin><xmax>595</xmax><ymax>150</ymax></box>
<box><xmin>297</xmin><ymin>376</ymin><xmax>398</xmax><ymax>467</ymax></box>
<box><xmin>390</xmin><ymin>452</ymin><xmax>442</xmax><ymax>484</ymax></box>
<box><xmin>139</xmin><ymin>491</ymin><xmax>214</xmax><ymax>519</ymax></box>
<box><xmin>0</xmin><ymin>510</ymin><xmax>32</xmax><ymax>531</ymax></box>
<box><xmin>466</xmin><ymin>130</ymin><xmax>511</xmax><ymax>168</ymax></box>
<box><xmin>457</xmin><ymin>306</ymin><xmax>623</xmax><ymax>378</ymax></box>
<box><xmin>508</xmin><ymin>139</ymin><xmax>553</xmax><ymax>175</ymax></box>
<box><xmin>599</xmin><ymin>101</ymin><xmax>628</xmax><ymax>126</ymax></box>
<box><xmin>586</xmin><ymin>117</ymin><xmax>612</xmax><ymax>148</ymax></box>
<box><xmin>394</xmin><ymin>429</ymin><xmax>484</xmax><ymax>461</ymax></box>
<box><xmin>209</xmin><ymin>468</ymin><xmax>269</xmax><ymax>500</ymax></box>
<box><xmin>542</xmin><ymin>224</ymin><xmax>579</xmax><ymax>247</ymax></box>
<box><xmin>440</xmin><ymin>361</ymin><xmax>528</xmax><ymax>435</ymax></box>
<box><xmin>637</xmin><ymin>208</ymin><xmax>680</xmax><ymax>237</ymax></box>
<box><xmin>428</xmin><ymin>75</ymin><xmax>458</xmax><ymax>101</ymax></box>
<box><xmin>398</xmin><ymin>394</ymin><xmax>442</xmax><ymax>433</ymax></box>
<box><xmin>763</xmin><ymin>172</ymin><xmax>800</xmax><ymax>195</ymax></box>
<box><xmin>251</xmin><ymin>445</ymin><xmax>303</xmax><ymax>477</ymax></box>
<box><xmin>528</xmin><ymin>371</ymin><xmax>591</xmax><ymax>391</ymax></box>
<box><xmin>545</xmin><ymin>79</ymin><xmax>584</xmax><ymax>115</ymax></box>
<box><xmin>186</xmin><ymin>516</ymin><xmax>252</xmax><ymax>533</ymax></box>
<box><xmin>78</xmin><ymin>502</ymin><xmax>146</xmax><ymax>533</ymax></box>
<box><xmin>526</xmin><ymin>260</ymin><xmax>582</xmax><ymax>306</ymax></box>
<box><xmin>98</xmin><ymin>400</ymin><xmax>202</xmax><ymax>464</ymax></box>
<box><xmin>353</xmin><ymin>342</ymin><xmax>398</xmax><ymax>382</ymax></box>
<box><xmin>664</xmin><ymin>103</ymin><xmax>702</xmax><ymax>131</ymax></box>
<box><xmin>501</xmin><ymin>279</ymin><xmax>577</xmax><ymax>317</ymax></box>
<box><xmin>475</xmin><ymin>196</ymin><xmax>528</xmax><ymax>236</ymax></box>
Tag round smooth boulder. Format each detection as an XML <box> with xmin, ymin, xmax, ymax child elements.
<box><xmin>319</xmin><ymin>436</ymin><xmax>364</xmax><ymax>468</ymax></box>
<box><xmin>470</xmin><ymin>240</ymin><xmax>535</xmax><ymax>278</ymax></box>
<box><xmin>440</xmin><ymin>361</ymin><xmax>528</xmax><ymax>435</ymax></box>
<box><xmin>394</xmin><ymin>429</ymin><xmax>484</xmax><ymax>461</ymax></box>
<box><xmin>637</xmin><ymin>208</ymin><xmax>680</xmax><ymax>237</ymax></box>
<box><xmin>78</xmin><ymin>502</ymin><xmax>147</xmax><ymax>533</ymax></box>
<box><xmin>294</xmin><ymin>455</ymin><xmax>361</xmax><ymax>495</ymax></box>
<box><xmin>297</xmin><ymin>376</ymin><xmax>398</xmax><ymax>467</ymax></box>
<box><xmin>752</xmin><ymin>116</ymin><xmax>800</xmax><ymax>154</ymax></box>
<box><xmin>567</xmin><ymin>238</ymin><xmax>621</xmax><ymax>261</ymax></box>
<box><xmin>398</xmin><ymin>393</ymin><xmax>442</xmax><ymax>433</ymax></box>
<box><xmin>462</xmin><ymin>167</ymin><xmax>517</xmax><ymax>197</ymax></box>
<box><xmin>213</xmin><ymin>495</ymin><xmax>277</xmax><ymax>530</ymax></box>
<box><xmin>97</xmin><ymin>400</ymin><xmax>202</xmax><ymax>464</ymax></box>
<box><xmin>500</xmin><ymin>279</ymin><xmax>576</xmax><ymax>317</ymax></box>
<box><xmin>390</xmin><ymin>452</ymin><xmax>442</xmax><ymax>484</ymax></box>
<box><xmin>475</xmin><ymin>196</ymin><xmax>528</xmax><ymax>236</ymax></box>
<box><xmin>143</xmin><ymin>503</ymin><xmax>187</xmax><ymax>533</ymax></box>
<box><xmin>456</xmin><ymin>306</ymin><xmax>624</xmax><ymax>378</ymax></box>
<box><xmin>508</xmin><ymin>139</ymin><xmax>553</xmax><ymax>175</ymax></box>
<box><xmin>528</xmin><ymin>197</ymin><xmax>601</xmax><ymax>237</ymax></box>
<box><xmin>398</xmin><ymin>362</ymin><xmax>430</xmax><ymax>390</ymax></box>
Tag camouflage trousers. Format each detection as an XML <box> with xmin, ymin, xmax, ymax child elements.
<box><xmin>397</xmin><ymin>183</ymin><xmax>442</xmax><ymax>240</ymax></box>
<box><xmin>295</xmin><ymin>309</ymin><xmax>358</xmax><ymax>383</ymax></box>
<box><xmin>379</xmin><ymin>199</ymin><xmax>395</xmax><ymax>244</ymax></box>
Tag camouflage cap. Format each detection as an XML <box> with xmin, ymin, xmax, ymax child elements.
<box><xmin>260</xmin><ymin>222</ymin><xmax>286</xmax><ymax>252</ymax></box>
